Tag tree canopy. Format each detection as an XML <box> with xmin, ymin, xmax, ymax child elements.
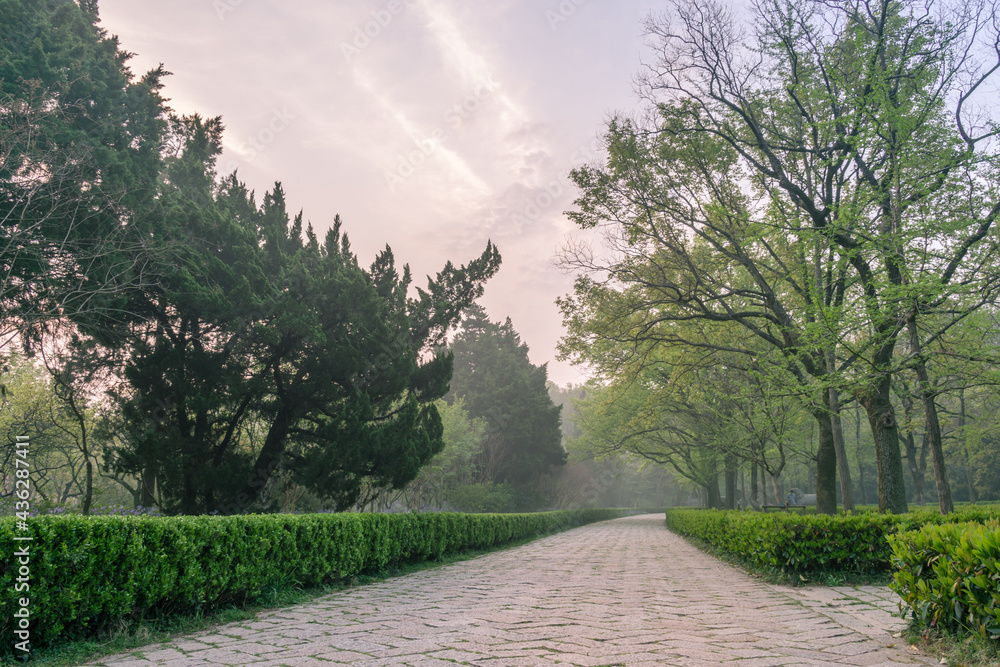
<box><xmin>1</xmin><ymin>0</ymin><xmax>167</xmax><ymax>345</ymax></box>
<box><xmin>0</xmin><ymin>0</ymin><xmax>503</xmax><ymax>515</ymax></box>
<box><xmin>560</xmin><ymin>0</ymin><xmax>1000</xmax><ymax>514</ymax></box>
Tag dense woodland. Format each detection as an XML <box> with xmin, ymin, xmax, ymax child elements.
<box><xmin>3</xmin><ymin>0</ymin><xmax>1000</xmax><ymax>517</ymax></box>
<box><xmin>558</xmin><ymin>0</ymin><xmax>1000</xmax><ymax>514</ymax></box>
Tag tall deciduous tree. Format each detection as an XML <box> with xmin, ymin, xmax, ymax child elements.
<box><xmin>0</xmin><ymin>354</ymin><xmax>96</xmax><ymax>508</ymax></box>
<box><xmin>564</xmin><ymin>0</ymin><xmax>1000</xmax><ymax>513</ymax></box>
<box><xmin>559</xmin><ymin>106</ymin><xmax>845</xmax><ymax>513</ymax></box>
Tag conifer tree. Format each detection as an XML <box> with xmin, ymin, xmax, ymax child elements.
<box><xmin>449</xmin><ymin>305</ymin><xmax>566</xmax><ymax>490</ymax></box>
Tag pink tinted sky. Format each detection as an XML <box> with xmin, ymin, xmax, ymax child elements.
<box><xmin>96</xmin><ymin>0</ymin><xmax>664</xmax><ymax>386</ymax></box>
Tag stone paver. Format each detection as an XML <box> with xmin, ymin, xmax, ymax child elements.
<box><xmin>85</xmin><ymin>515</ymin><xmax>936</xmax><ymax>666</ymax></box>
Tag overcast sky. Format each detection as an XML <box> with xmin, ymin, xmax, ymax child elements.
<box><xmin>95</xmin><ymin>0</ymin><xmax>664</xmax><ymax>386</ymax></box>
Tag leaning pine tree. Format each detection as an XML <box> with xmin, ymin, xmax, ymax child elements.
<box><xmin>102</xmin><ymin>116</ymin><xmax>501</xmax><ymax>514</ymax></box>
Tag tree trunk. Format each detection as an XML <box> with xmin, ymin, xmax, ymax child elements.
<box><xmin>918</xmin><ymin>431</ymin><xmax>930</xmax><ymax>491</ymax></box>
<box><xmin>770</xmin><ymin>473</ymin><xmax>782</xmax><ymax>506</ymax></box>
<box><xmin>83</xmin><ymin>459</ymin><xmax>93</xmax><ymax>516</ymax></box>
<box><xmin>235</xmin><ymin>406</ymin><xmax>293</xmax><ymax>513</ymax></box>
<box><xmin>907</xmin><ymin>317</ymin><xmax>953</xmax><ymax>514</ymax></box>
<box><xmin>898</xmin><ymin>386</ymin><xmax>925</xmax><ymax>504</ymax></box>
<box><xmin>180</xmin><ymin>439</ymin><xmax>200</xmax><ymax>515</ymax></box>
<box><xmin>724</xmin><ymin>453</ymin><xmax>737</xmax><ymax>509</ymax></box>
<box><xmin>959</xmin><ymin>388</ymin><xmax>977</xmax><ymax>503</ymax></box>
<box><xmin>857</xmin><ymin>458</ymin><xmax>867</xmax><ymax>506</ymax></box>
<box><xmin>140</xmin><ymin>463</ymin><xmax>157</xmax><ymax>508</ymax></box>
<box><xmin>706</xmin><ymin>476</ymin><xmax>721</xmax><ymax>508</ymax></box>
<box><xmin>859</xmin><ymin>377</ymin><xmax>908</xmax><ymax>514</ymax></box>
<box><xmin>828</xmin><ymin>389</ymin><xmax>854</xmax><ymax>512</ymax></box>
<box><xmin>855</xmin><ymin>404</ymin><xmax>867</xmax><ymax>505</ymax></box>
<box><xmin>750</xmin><ymin>462</ymin><xmax>759</xmax><ymax>508</ymax></box>
<box><xmin>902</xmin><ymin>428</ymin><xmax>925</xmax><ymax>504</ymax></box>
<box><xmin>962</xmin><ymin>447</ymin><xmax>977</xmax><ymax>502</ymax></box>
<box><xmin>813</xmin><ymin>410</ymin><xmax>838</xmax><ymax>514</ymax></box>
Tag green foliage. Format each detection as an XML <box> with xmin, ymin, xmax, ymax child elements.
<box><xmin>398</xmin><ymin>399</ymin><xmax>488</xmax><ymax>510</ymax></box>
<box><xmin>0</xmin><ymin>356</ymin><xmax>94</xmax><ymax>508</ymax></box>
<box><xmin>665</xmin><ymin>508</ymin><xmax>1000</xmax><ymax>576</ymax></box>
<box><xmin>444</xmin><ymin>482</ymin><xmax>517</xmax><ymax>513</ymax></box>
<box><xmin>890</xmin><ymin>521</ymin><xmax>1000</xmax><ymax>642</ymax></box>
<box><xmin>563</xmin><ymin>0</ymin><xmax>1000</xmax><ymax>517</ymax></box>
<box><xmin>0</xmin><ymin>509</ymin><xmax>626</xmax><ymax>650</ymax></box>
<box><xmin>2</xmin><ymin>0</ymin><xmax>503</xmax><ymax>517</ymax></box>
<box><xmin>0</xmin><ymin>0</ymin><xmax>167</xmax><ymax>332</ymax></box>
<box><xmin>98</xmin><ymin>125</ymin><xmax>501</xmax><ymax>515</ymax></box>
<box><xmin>448</xmin><ymin>305</ymin><xmax>566</xmax><ymax>488</ymax></box>
<box><xmin>101</xmin><ymin>138</ymin><xmax>500</xmax><ymax>514</ymax></box>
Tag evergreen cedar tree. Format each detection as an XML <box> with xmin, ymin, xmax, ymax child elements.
<box><xmin>1</xmin><ymin>0</ymin><xmax>168</xmax><ymax>338</ymax></box>
<box><xmin>1</xmin><ymin>0</ymin><xmax>502</xmax><ymax>514</ymax></box>
<box><xmin>448</xmin><ymin>305</ymin><xmax>566</xmax><ymax>487</ymax></box>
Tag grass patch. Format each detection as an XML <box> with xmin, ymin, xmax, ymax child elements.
<box><xmin>6</xmin><ymin>533</ymin><xmax>560</xmax><ymax>667</ymax></box>
<box><xmin>903</xmin><ymin>626</ymin><xmax>1000</xmax><ymax>667</ymax></box>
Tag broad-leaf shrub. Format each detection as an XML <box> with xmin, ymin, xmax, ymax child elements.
<box><xmin>0</xmin><ymin>509</ymin><xmax>626</xmax><ymax>648</ymax></box>
<box><xmin>889</xmin><ymin>520</ymin><xmax>1000</xmax><ymax>641</ymax></box>
<box><xmin>664</xmin><ymin>508</ymin><xmax>1000</xmax><ymax>575</ymax></box>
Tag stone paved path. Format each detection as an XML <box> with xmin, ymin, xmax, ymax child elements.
<box><xmin>87</xmin><ymin>515</ymin><xmax>938</xmax><ymax>667</ymax></box>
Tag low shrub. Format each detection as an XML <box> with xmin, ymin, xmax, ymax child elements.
<box><xmin>0</xmin><ymin>508</ymin><xmax>626</xmax><ymax>650</ymax></box>
<box><xmin>889</xmin><ymin>520</ymin><xmax>1000</xmax><ymax>642</ymax></box>
<box><xmin>664</xmin><ymin>507</ymin><xmax>1000</xmax><ymax>576</ymax></box>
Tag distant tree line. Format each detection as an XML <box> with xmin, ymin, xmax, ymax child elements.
<box><xmin>349</xmin><ymin>306</ymin><xmax>568</xmax><ymax>513</ymax></box>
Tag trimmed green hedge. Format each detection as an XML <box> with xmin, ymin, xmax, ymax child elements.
<box><xmin>889</xmin><ymin>520</ymin><xmax>1000</xmax><ymax>641</ymax></box>
<box><xmin>664</xmin><ymin>508</ymin><xmax>1000</xmax><ymax>576</ymax></box>
<box><xmin>0</xmin><ymin>508</ymin><xmax>626</xmax><ymax>648</ymax></box>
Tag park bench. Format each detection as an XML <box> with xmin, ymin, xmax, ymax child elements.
<box><xmin>760</xmin><ymin>504</ymin><xmax>808</xmax><ymax>514</ymax></box>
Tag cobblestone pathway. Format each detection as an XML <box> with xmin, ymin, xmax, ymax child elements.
<box><xmin>88</xmin><ymin>515</ymin><xmax>937</xmax><ymax>667</ymax></box>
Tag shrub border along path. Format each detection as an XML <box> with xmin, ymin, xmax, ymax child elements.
<box><xmin>0</xmin><ymin>509</ymin><xmax>630</xmax><ymax>652</ymax></box>
<box><xmin>664</xmin><ymin>507</ymin><xmax>1000</xmax><ymax>577</ymax></box>
<box><xmin>889</xmin><ymin>519</ymin><xmax>1000</xmax><ymax>642</ymax></box>
<box><xmin>77</xmin><ymin>514</ymin><xmax>937</xmax><ymax>666</ymax></box>
<box><xmin>666</xmin><ymin>507</ymin><xmax>1000</xmax><ymax>664</ymax></box>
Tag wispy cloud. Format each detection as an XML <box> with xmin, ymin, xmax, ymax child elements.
<box><xmin>351</xmin><ymin>67</ymin><xmax>492</xmax><ymax>199</ymax></box>
<box><xmin>419</xmin><ymin>0</ymin><xmax>552</xmax><ymax>189</ymax></box>
<box><xmin>95</xmin><ymin>0</ymin><xmax>662</xmax><ymax>385</ymax></box>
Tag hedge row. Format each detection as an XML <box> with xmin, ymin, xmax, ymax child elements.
<box><xmin>0</xmin><ymin>508</ymin><xmax>627</xmax><ymax>648</ymax></box>
<box><xmin>889</xmin><ymin>520</ymin><xmax>1000</xmax><ymax>641</ymax></box>
<box><xmin>663</xmin><ymin>508</ymin><xmax>1000</xmax><ymax>575</ymax></box>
